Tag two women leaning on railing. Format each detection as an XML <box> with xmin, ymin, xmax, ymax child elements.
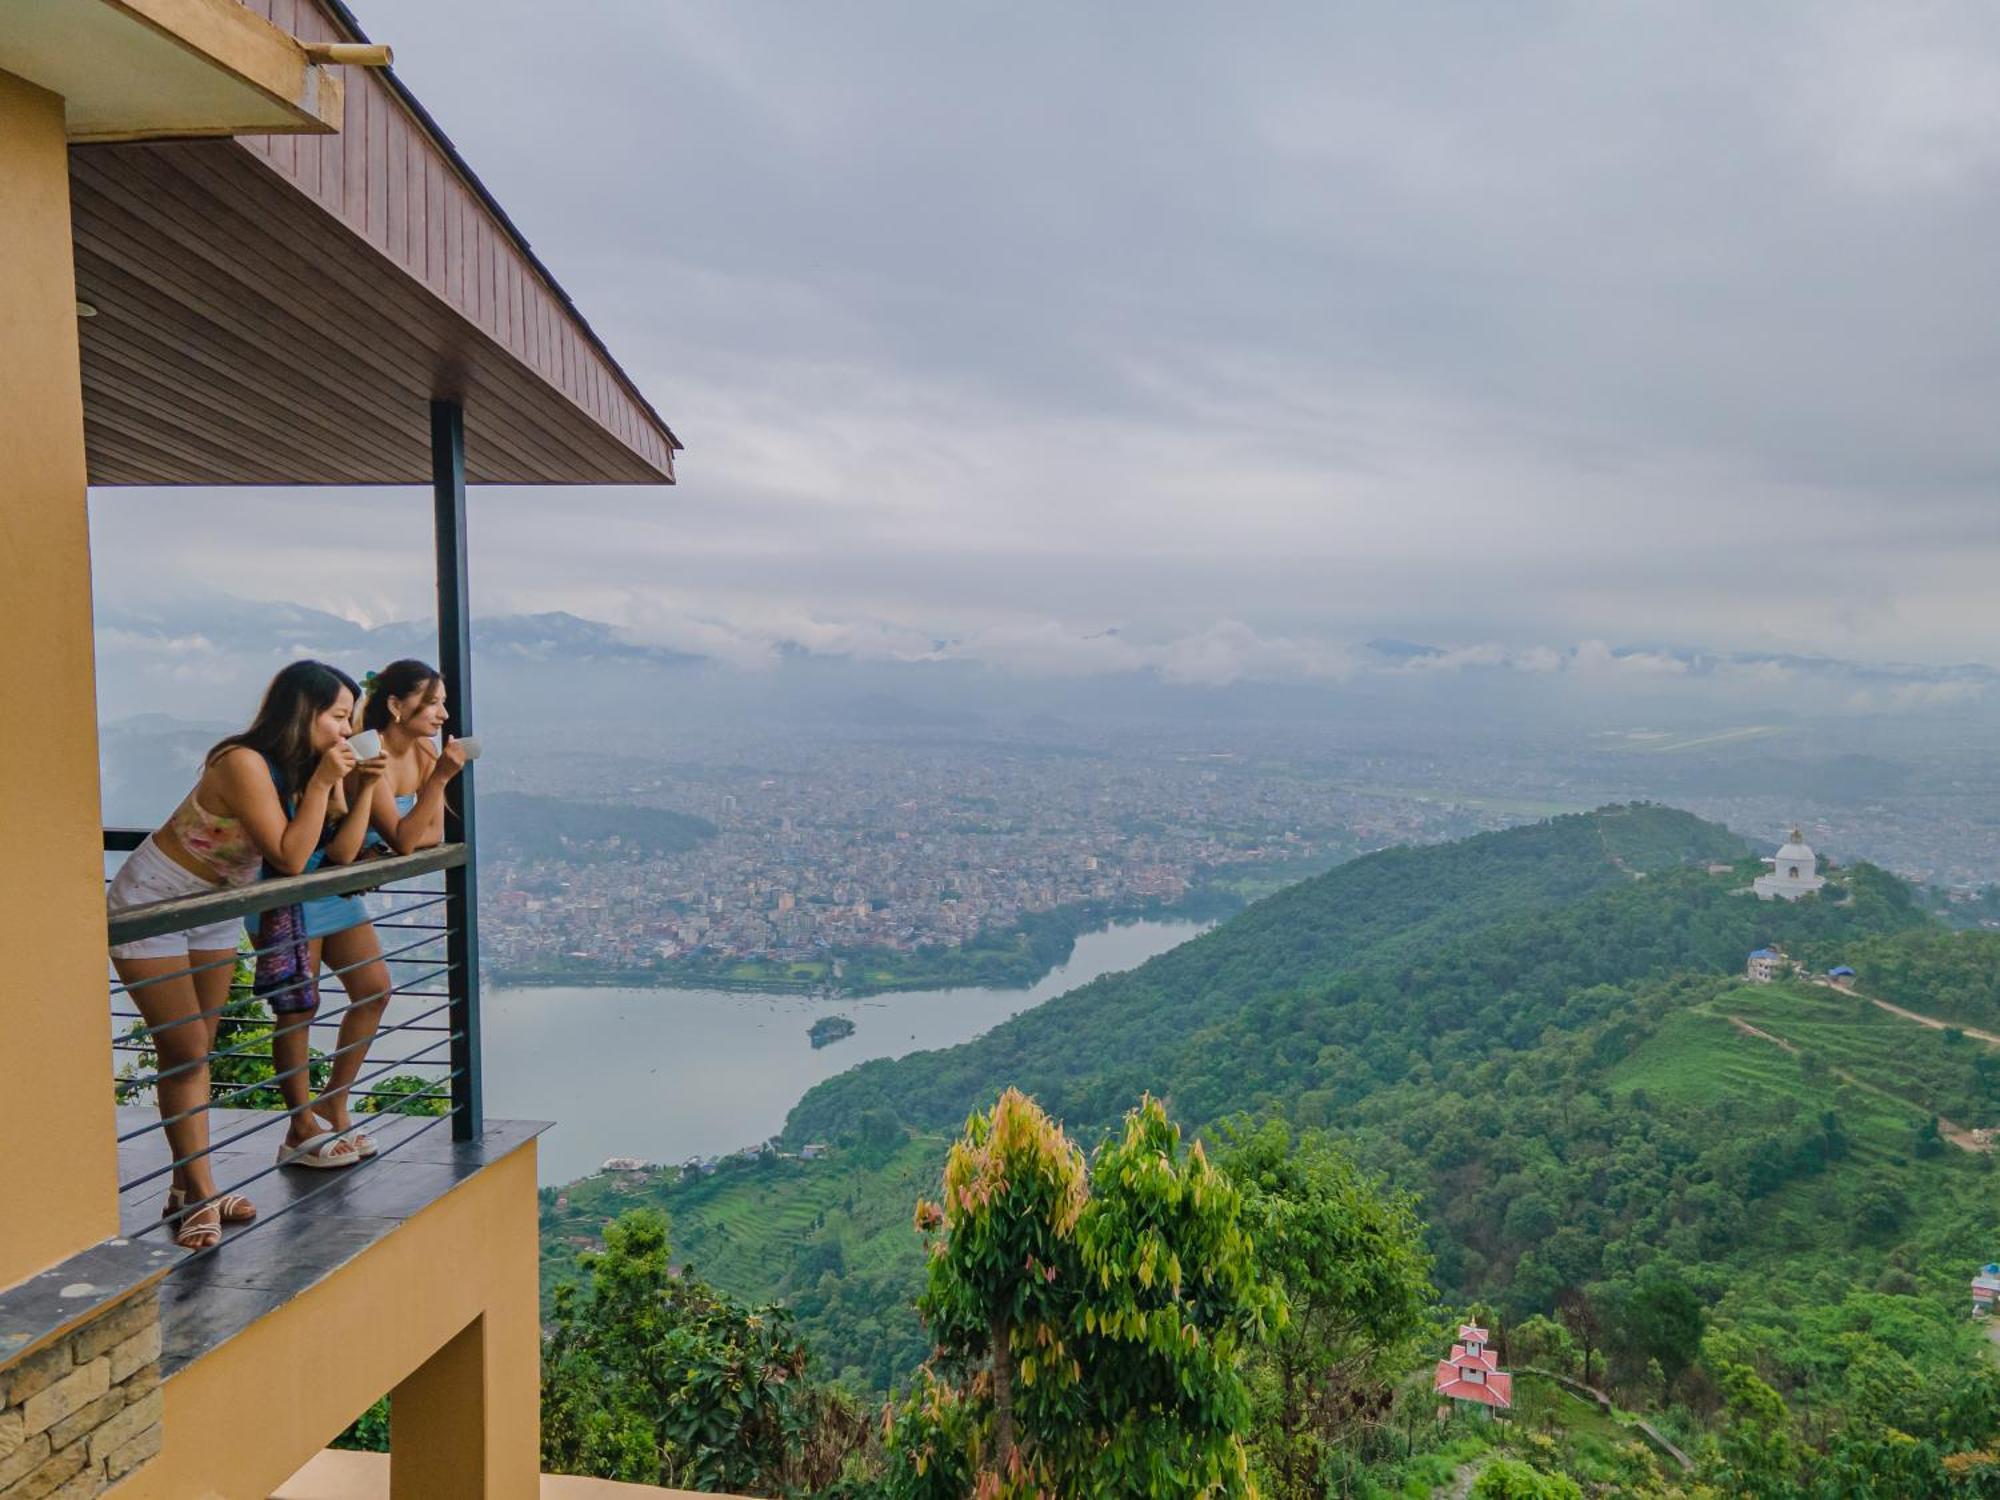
<box><xmin>107</xmin><ymin>658</ymin><xmax>472</xmax><ymax>1251</ymax></box>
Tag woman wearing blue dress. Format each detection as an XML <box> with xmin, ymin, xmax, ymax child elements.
<box><xmin>319</xmin><ymin>661</ymin><xmax>471</xmax><ymax>1149</ymax></box>
<box><xmin>271</xmin><ymin>659</ymin><xmax>470</xmax><ymax>1162</ymax></box>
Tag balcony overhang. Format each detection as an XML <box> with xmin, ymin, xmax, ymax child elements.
<box><xmin>0</xmin><ymin>0</ymin><xmax>341</xmax><ymax>142</ymax></box>
<box><xmin>61</xmin><ymin>0</ymin><xmax>680</xmax><ymax>487</ymax></box>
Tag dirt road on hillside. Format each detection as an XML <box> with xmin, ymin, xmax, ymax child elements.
<box><xmin>1808</xmin><ymin>976</ymin><xmax>2000</xmax><ymax>1047</ymax></box>
<box><xmin>1865</xmin><ymin>995</ymin><xmax>2000</xmax><ymax>1047</ymax></box>
<box><xmin>1723</xmin><ymin>1014</ymin><xmax>1990</xmax><ymax>1153</ymax></box>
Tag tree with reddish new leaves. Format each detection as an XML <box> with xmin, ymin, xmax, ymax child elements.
<box><xmin>882</xmin><ymin>1088</ymin><xmax>1279</xmax><ymax>1499</ymax></box>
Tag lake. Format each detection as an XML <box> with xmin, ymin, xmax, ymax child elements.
<box><xmin>473</xmin><ymin>919</ymin><xmax>1209</xmax><ymax>1184</ymax></box>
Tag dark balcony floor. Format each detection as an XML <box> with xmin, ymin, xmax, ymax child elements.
<box><xmin>113</xmin><ymin>1105</ymin><xmax>547</xmax><ymax>1378</ymax></box>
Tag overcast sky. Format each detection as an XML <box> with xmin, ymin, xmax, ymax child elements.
<box><xmin>89</xmin><ymin>1</ymin><xmax>2000</xmax><ymax>680</ymax></box>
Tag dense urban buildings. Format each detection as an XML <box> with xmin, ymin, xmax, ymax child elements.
<box><xmin>473</xmin><ymin>724</ymin><xmax>2000</xmax><ymax>986</ymax></box>
<box><xmin>476</xmin><ymin>734</ymin><xmax>1507</xmax><ymax>982</ymax></box>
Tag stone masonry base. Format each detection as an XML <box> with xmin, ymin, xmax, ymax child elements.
<box><xmin>0</xmin><ymin>1288</ymin><xmax>161</xmax><ymax>1499</ymax></box>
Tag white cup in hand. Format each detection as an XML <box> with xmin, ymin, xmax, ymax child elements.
<box><xmin>348</xmin><ymin>729</ymin><xmax>382</xmax><ymax>761</ymax></box>
<box><xmin>453</xmin><ymin>736</ymin><xmax>483</xmax><ymax>762</ymax></box>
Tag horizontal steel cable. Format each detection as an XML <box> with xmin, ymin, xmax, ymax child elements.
<box><xmin>119</xmin><ymin>1034</ymin><xmax>463</xmax><ymax>1194</ymax></box>
<box><xmin>133</xmin><ymin>1077</ymin><xmax>463</xmax><ymax>1249</ymax></box>
<box><xmin>121</xmin><ymin>999</ymin><xmax>454</xmax><ymax>1141</ymax></box>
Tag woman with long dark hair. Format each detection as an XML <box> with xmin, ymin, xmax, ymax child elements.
<box><xmin>298</xmin><ymin>659</ymin><xmax>471</xmax><ymax>1152</ymax></box>
<box><xmin>359</xmin><ymin>659</ymin><xmax>469</xmax><ymax>854</ymax></box>
<box><xmin>108</xmin><ymin>661</ymin><xmax>382</xmax><ymax>1249</ymax></box>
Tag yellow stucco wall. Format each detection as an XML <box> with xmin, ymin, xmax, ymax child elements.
<box><xmin>276</xmin><ymin>1447</ymin><xmax>724</xmax><ymax>1498</ymax></box>
<box><xmin>116</xmin><ymin>1141</ymin><xmax>544</xmax><ymax>1500</ymax></box>
<box><xmin>0</xmin><ymin>67</ymin><xmax>121</xmax><ymax>1291</ymax></box>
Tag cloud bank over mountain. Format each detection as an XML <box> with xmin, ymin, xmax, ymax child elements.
<box><xmin>93</xmin><ymin>598</ymin><xmax>1992</xmax><ymax>738</ymax></box>
<box><xmin>83</xmin><ymin>2</ymin><xmax>2000</xmax><ymax>674</ymax></box>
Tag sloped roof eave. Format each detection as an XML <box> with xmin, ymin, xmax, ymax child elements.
<box><xmin>315</xmin><ymin>0</ymin><xmax>680</xmax><ymax>457</ymax></box>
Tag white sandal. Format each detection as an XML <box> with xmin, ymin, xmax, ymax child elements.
<box><xmin>171</xmin><ymin>1201</ymin><xmax>222</xmax><ymax>1252</ymax></box>
<box><xmin>277</xmin><ymin>1131</ymin><xmax>363</xmax><ymax>1169</ymax></box>
<box><xmin>164</xmin><ymin>1186</ymin><xmax>256</xmax><ymax>1223</ymax></box>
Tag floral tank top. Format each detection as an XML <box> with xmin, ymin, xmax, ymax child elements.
<box><xmin>165</xmin><ymin>788</ymin><xmax>262</xmax><ymax>885</ymax></box>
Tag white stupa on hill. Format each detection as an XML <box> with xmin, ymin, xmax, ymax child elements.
<box><xmin>1755</xmin><ymin>827</ymin><xmax>1826</xmax><ymax>902</ymax></box>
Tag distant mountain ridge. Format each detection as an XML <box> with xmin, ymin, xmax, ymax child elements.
<box><xmin>98</xmin><ymin>597</ymin><xmax>1996</xmax><ymax>716</ymax></box>
<box><xmin>98</xmin><ymin>601</ymin><xmax>703</xmax><ymax>673</ymax></box>
<box><xmin>480</xmin><ymin>792</ymin><xmax>716</xmax><ymax>861</ymax></box>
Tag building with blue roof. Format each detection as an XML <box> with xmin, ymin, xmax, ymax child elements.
<box><xmin>1747</xmin><ymin>948</ymin><xmax>1788</xmax><ymax>983</ymax></box>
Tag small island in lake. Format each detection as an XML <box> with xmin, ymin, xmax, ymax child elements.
<box><xmin>808</xmin><ymin>1015</ymin><xmax>856</xmax><ymax>1048</ymax></box>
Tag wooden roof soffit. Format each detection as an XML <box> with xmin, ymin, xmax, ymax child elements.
<box><xmin>0</xmin><ymin>0</ymin><xmax>343</xmax><ymax>142</ymax></box>
<box><xmin>70</xmin><ymin>0</ymin><xmax>679</xmax><ymax>486</ymax></box>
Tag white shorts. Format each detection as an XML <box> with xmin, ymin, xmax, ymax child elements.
<box><xmin>107</xmin><ymin>836</ymin><xmax>246</xmax><ymax>960</ymax></box>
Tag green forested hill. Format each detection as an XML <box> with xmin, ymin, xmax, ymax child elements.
<box><xmin>781</xmin><ymin>804</ymin><xmax>1750</xmax><ymax>1147</ymax></box>
<box><xmin>540</xmin><ymin>804</ymin><xmax>2000</xmax><ymax>1490</ymax></box>
<box><xmin>544</xmin><ymin>805</ymin><xmax>1991</xmax><ymax>1400</ymax></box>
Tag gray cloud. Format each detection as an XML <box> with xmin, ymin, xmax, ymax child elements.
<box><xmin>88</xmin><ymin>1</ymin><xmax>2000</xmax><ymax>670</ymax></box>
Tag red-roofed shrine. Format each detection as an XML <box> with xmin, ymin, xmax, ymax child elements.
<box><xmin>1434</xmin><ymin>1323</ymin><xmax>1513</xmax><ymax>1413</ymax></box>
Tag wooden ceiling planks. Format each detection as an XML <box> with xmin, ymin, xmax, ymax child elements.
<box><xmin>252</xmin><ymin>0</ymin><xmax>679</xmax><ymax>474</ymax></box>
<box><xmin>69</xmin><ymin>0</ymin><xmax>678</xmax><ymax>488</ymax></box>
<box><xmin>71</xmin><ymin>138</ymin><xmax>670</xmax><ymax>485</ymax></box>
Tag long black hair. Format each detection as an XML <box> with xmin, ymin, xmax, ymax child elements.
<box><xmin>361</xmin><ymin>658</ymin><xmax>444</xmax><ymax>734</ymax></box>
<box><xmin>208</xmin><ymin>660</ymin><xmax>360</xmax><ymax>798</ymax></box>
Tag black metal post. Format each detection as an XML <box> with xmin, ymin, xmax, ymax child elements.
<box><xmin>432</xmin><ymin>398</ymin><xmax>483</xmax><ymax>1141</ymax></box>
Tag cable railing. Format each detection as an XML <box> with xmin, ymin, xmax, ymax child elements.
<box><xmin>104</xmin><ymin>835</ymin><xmax>481</xmax><ymax>1256</ymax></box>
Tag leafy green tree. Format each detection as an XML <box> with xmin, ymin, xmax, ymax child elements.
<box><xmin>1708</xmin><ymin>1361</ymin><xmax>1799</xmax><ymax>1498</ymax></box>
<box><xmin>1470</xmin><ymin>1456</ymin><xmax>1584</xmax><ymax>1499</ymax></box>
<box><xmin>1510</xmin><ymin>1314</ymin><xmax>1576</xmax><ymax>1376</ymax></box>
<box><xmin>1941</xmin><ymin>1448</ymin><xmax>2000</xmax><ymax>1496</ymax></box>
<box><xmin>361</xmin><ymin>1071</ymin><xmax>450</xmax><ymax>1117</ymax></box>
<box><xmin>540</xmin><ymin>1208</ymin><xmax>866</xmax><ymax>1493</ymax></box>
<box><xmin>1216</xmin><ymin>1120</ymin><xmax>1432</xmax><ymax>1499</ymax></box>
<box><xmin>1555</xmin><ymin>1287</ymin><xmax>1606</xmax><ymax>1389</ymax></box>
<box><xmin>883</xmin><ymin>1089</ymin><xmax>1278</xmax><ymax>1498</ymax></box>
<box><xmin>1616</xmin><ymin>1277</ymin><xmax>1704</xmax><ymax>1385</ymax></box>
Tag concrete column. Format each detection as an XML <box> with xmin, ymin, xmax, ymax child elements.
<box><xmin>390</xmin><ymin>1303</ymin><xmax>535</xmax><ymax>1500</ymax></box>
<box><xmin>390</xmin><ymin>1318</ymin><xmax>485</xmax><ymax>1499</ymax></box>
<box><xmin>0</xmin><ymin>68</ymin><xmax>119</xmax><ymax>1291</ymax></box>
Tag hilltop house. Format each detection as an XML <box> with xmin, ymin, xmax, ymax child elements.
<box><xmin>1434</xmin><ymin>1323</ymin><xmax>1513</xmax><ymax>1415</ymax></box>
<box><xmin>1973</xmin><ymin>1265</ymin><xmax>2000</xmax><ymax>1317</ymax></box>
<box><xmin>1747</xmin><ymin>948</ymin><xmax>1788</xmax><ymax>983</ymax></box>
<box><xmin>1755</xmin><ymin>828</ymin><xmax>1827</xmax><ymax>902</ymax></box>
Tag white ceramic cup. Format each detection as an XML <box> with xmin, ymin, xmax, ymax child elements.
<box><xmin>453</xmin><ymin>736</ymin><xmax>483</xmax><ymax>762</ymax></box>
<box><xmin>348</xmin><ymin>729</ymin><xmax>382</xmax><ymax>761</ymax></box>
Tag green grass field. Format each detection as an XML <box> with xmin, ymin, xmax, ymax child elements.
<box><xmin>1609</xmin><ymin>1001</ymin><xmax>1904</xmax><ymax>1140</ymax></box>
<box><xmin>723</xmin><ymin>959</ymin><xmax>830</xmax><ymax>984</ymax></box>
<box><xmin>1610</xmin><ymin>981</ymin><xmax>2000</xmax><ymax>1146</ymax></box>
<box><xmin>667</xmin><ymin>1141</ymin><xmax>937</xmax><ymax>1287</ymax></box>
<box><xmin>1607</xmin><ymin>978</ymin><xmax>2000</xmax><ymax>1358</ymax></box>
